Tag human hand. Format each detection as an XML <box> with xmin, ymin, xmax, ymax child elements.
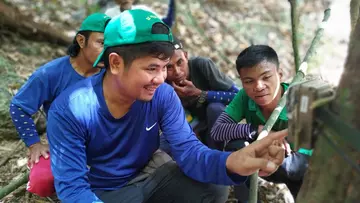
<box><xmin>282</xmin><ymin>139</ymin><xmax>292</xmax><ymax>156</ymax></box>
<box><xmin>258</xmin><ymin>125</ymin><xmax>292</xmax><ymax>156</ymax></box>
<box><xmin>28</xmin><ymin>142</ymin><xmax>49</xmax><ymax>168</ymax></box>
<box><xmin>226</xmin><ymin>129</ymin><xmax>287</xmax><ymax>177</ymax></box>
<box><xmin>258</xmin><ymin>125</ymin><xmax>264</xmax><ymax>133</ymax></box>
<box><xmin>172</xmin><ymin>80</ymin><xmax>202</xmax><ymax>98</ymax></box>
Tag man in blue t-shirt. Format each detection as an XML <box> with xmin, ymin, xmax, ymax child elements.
<box><xmin>46</xmin><ymin>9</ymin><xmax>287</xmax><ymax>203</ymax></box>
<box><xmin>9</xmin><ymin>13</ymin><xmax>111</xmax><ymax>197</ymax></box>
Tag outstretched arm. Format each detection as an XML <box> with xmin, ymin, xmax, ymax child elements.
<box><xmin>160</xmin><ymin>89</ymin><xmax>246</xmax><ymax>185</ymax></box>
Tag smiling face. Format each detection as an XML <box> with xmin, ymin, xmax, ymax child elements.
<box><xmin>108</xmin><ymin>53</ymin><xmax>169</xmax><ymax>102</ymax></box>
<box><xmin>239</xmin><ymin>60</ymin><xmax>282</xmax><ymax>107</ymax></box>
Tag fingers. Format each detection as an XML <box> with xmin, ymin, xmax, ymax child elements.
<box><xmin>272</xmin><ymin>140</ymin><xmax>282</xmax><ymax>147</ymax></box>
<box><xmin>41</xmin><ymin>151</ymin><xmax>49</xmax><ymax>159</ymax></box>
<box><xmin>172</xmin><ymin>82</ymin><xmax>185</xmax><ymax>93</ymax></box>
<box><xmin>253</xmin><ymin>129</ymin><xmax>288</xmax><ymax>150</ymax></box>
<box><xmin>182</xmin><ymin>79</ymin><xmax>193</xmax><ymax>86</ymax></box>
<box><xmin>258</xmin><ymin>170</ymin><xmax>272</xmax><ymax>177</ymax></box>
<box><xmin>28</xmin><ymin>157</ymin><xmax>35</xmax><ymax>168</ymax></box>
<box><xmin>31</xmin><ymin>152</ymin><xmax>40</xmax><ymax>164</ymax></box>
<box><xmin>247</xmin><ymin>157</ymin><xmax>277</xmax><ymax>174</ymax></box>
<box><xmin>268</xmin><ymin>145</ymin><xmax>285</xmax><ymax>166</ymax></box>
<box><xmin>172</xmin><ymin>82</ymin><xmax>181</xmax><ymax>90</ymax></box>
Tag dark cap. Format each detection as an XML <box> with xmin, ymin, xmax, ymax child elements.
<box><xmin>173</xmin><ymin>36</ymin><xmax>183</xmax><ymax>50</ymax></box>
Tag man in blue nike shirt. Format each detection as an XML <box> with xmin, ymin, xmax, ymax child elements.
<box><xmin>46</xmin><ymin>9</ymin><xmax>287</xmax><ymax>203</ymax></box>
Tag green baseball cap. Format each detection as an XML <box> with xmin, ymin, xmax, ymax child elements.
<box><xmin>93</xmin><ymin>9</ymin><xmax>174</xmax><ymax>67</ymax></box>
<box><xmin>78</xmin><ymin>13</ymin><xmax>111</xmax><ymax>33</ymax></box>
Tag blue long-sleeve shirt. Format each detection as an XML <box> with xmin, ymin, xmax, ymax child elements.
<box><xmin>161</xmin><ymin>0</ymin><xmax>176</xmax><ymax>27</ymax></box>
<box><xmin>47</xmin><ymin>71</ymin><xmax>246</xmax><ymax>203</ymax></box>
<box><xmin>206</xmin><ymin>85</ymin><xmax>240</xmax><ymax>104</ymax></box>
<box><xmin>9</xmin><ymin>56</ymin><xmax>103</xmax><ymax>147</ymax></box>
<box><xmin>105</xmin><ymin>0</ymin><xmax>176</xmax><ymax>27</ymax></box>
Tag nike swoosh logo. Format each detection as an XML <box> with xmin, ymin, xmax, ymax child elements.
<box><xmin>146</xmin><ymin>122</ymin><xmax>157</xmax><ymax>131</ymax></box>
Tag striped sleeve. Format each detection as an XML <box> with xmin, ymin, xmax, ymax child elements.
<box><xmin>210</xmin><ymin>112</ymin><xmax>258</xmax><ymax>142</ymax></box>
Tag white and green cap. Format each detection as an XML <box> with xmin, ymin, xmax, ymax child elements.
<box><xmin>93</xmin><ymin>9</ymin><xmax>174</xmax><ymax>67</ymax></box>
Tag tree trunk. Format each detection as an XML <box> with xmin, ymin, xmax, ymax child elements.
<box><xmin>296</xmin><ymin>1</ymin><xmax>360</xmax><ymax>202</ymax></box>
<box><xmin>0</xmin><ymin>1</ymin><xmax>72</xmax><ymax>46</ymax></box>
<box><xmin>350</xmin><ymin>0</ymin><xmax>360</xmax><ymax>36</ymax></box>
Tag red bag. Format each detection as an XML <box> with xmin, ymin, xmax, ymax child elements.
<box><xmin>27</xmin><ymin>156</ymin><xmax>55</xmax><ymax>197</ymax></box>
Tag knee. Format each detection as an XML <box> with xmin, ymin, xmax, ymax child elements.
<box><xmin>224</xmin><ymin>139</ymin><xmax>247</xmax><ymax>152</ymax></box>
<box><xmin>206</xmin><ymin>103</ymin><xmax>226</xmax><ymax>128</ymax></box>
<box><xmin>208</xmin><ymin>185</ymin><xmax>229</xmax><ymax>203</ymax></box>
<box><xmin>283</xmin><ymin>153</ymin><xmax>309</xmax><ymax>181</ymax></box>
<box><xmin>206</xmin><ymin>103</ymin><xmax>225</xmax><ymax>116</ymax></box>
<box><xmin>27</xmin><ymin>157</ymin><xmax>55</xmax><ymax>197</ymax></box>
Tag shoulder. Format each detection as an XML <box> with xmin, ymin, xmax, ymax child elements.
<box><xmin>227</xmin><ymin>88</ymin><xmax>249</xmax><ymax>111</ymax></box>
<box><xmin>33</xmin><ymin>56</ymin><xmax>71</xmax><ymax>81</ymax></box>
<box><xmin>233</xmin><ymin>88</ymin><xmax>248</xmax><ymax>103</ymax></box>
<box><xmin>189</xmin><ymin>56</ymin><xmax>212</xmax><ymax>67</ymax></box>
<box><xmin>188</xmin><ymin>56</ymin><xmax>216</xmax><ymax>73</ymax></box>
<box><xmin>151</xmin><ymin>83</ymin><xmax>180</xmax><ymax>110</ymax></box>
<box><xmin>49</xmin><ymin>72</ymin><xmax>100</xmax><ymax>112</ymax></box>
<box><xmin>225</xmin><ymin>89</ymin><xmax>249</xmax><ymax>121</ymax></box>
<box><xmin>154</xmin><ymin>83</ymin><xmax>175</xmax><ymax>99</ymax></box>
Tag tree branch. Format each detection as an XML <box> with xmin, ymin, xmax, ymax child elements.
<box><xmin>289</xmin><ymin>0</ymin><xmax>301</xmax><ymax>72</ymax></box>
<box><xmin>0</xmin><ymin>171</ymin><xmax>29</xmax><ymax>200</ymax></box>
<box><xmin>0</xmin><ymin>1</ymin><xmax>72</xmax><ymax>46</ymax></box>
<box><xmin>297</xmin><ymin>7</ymin><xmax>360</xmax><ymax>201</ymax></box>
<box><xmin>350</xmin><ymin>0</ymin><xmax>360</xmax><ymax>36</ymax></box>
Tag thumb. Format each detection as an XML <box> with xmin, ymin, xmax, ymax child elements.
<box><xmin>182</xmin><ymin>79</ymin><xmax>193</xmax><ymax>86</ymax></box>
<box><xmin>247</xmin><ymin>157</ymin><xmax>277</xmax><ymax>174</ymax></box>
<box><xmin>172</xmin><ymin>82</ymin><xmax>181</xmax><ymax>90</ymax></box>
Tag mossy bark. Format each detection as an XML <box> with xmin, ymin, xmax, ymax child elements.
<box><xmin>297</xmin><ymin>1</ymin><xmax>360</xmax><ymax>202</ymax></box>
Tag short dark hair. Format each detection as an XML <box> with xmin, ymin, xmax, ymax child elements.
<box><xmin>103</xmin><ymin>41</ymin><xmax>174</xmax><ymax>68</ymax></box>
<box><xmin>67</xmin><ymin>31</ymin><xmax>91</xmax><ymax>57</ymax></box>
<box><xmin>235</xmin><ymin>45</ymin><xmax>279</xmax><ymax>73</ymax></box>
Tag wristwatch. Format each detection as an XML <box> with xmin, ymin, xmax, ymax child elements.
<box><xmin>196</xmin><ymin>91</ymin><xmax>207</xmax><ymax>108</ymax></box>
